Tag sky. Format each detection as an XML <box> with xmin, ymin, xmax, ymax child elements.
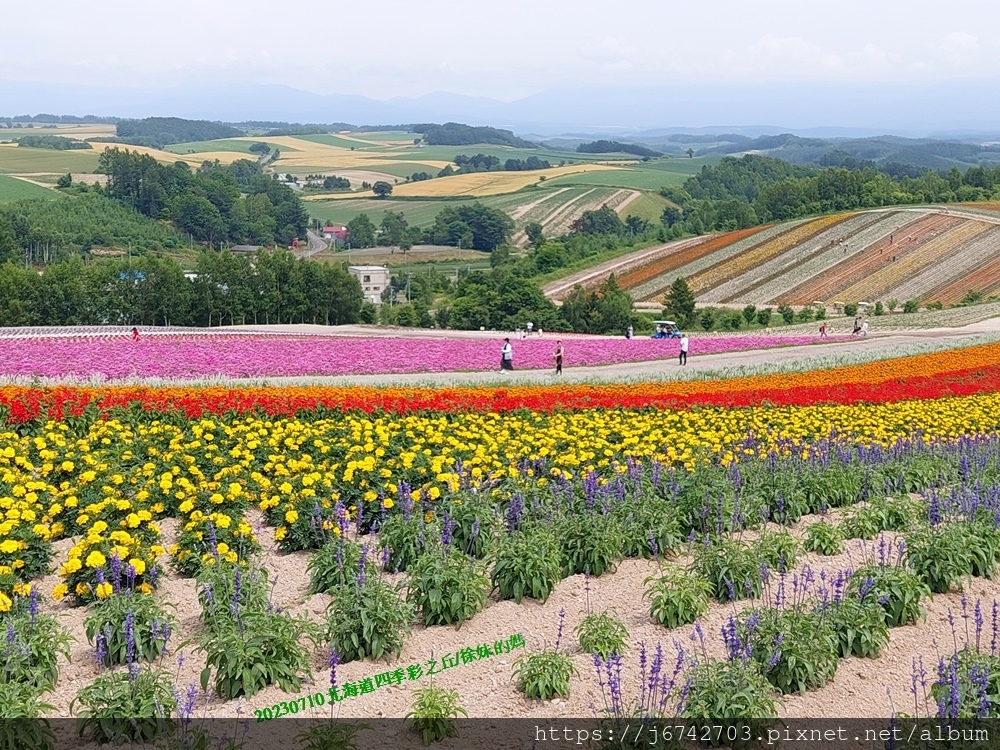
<box><xmin>3</xmin><ymin>0</ymin><xmax>1000</xmax><ymax>128</ymax></box>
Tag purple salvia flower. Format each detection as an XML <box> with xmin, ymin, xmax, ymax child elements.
<box><xmin>555</xmin><ymin>608</ymin><xmax>566</xmax><ymax>651</ymax></box>
<box><xmin>28</xmin><ymin>588</ymin><xmax>39</xmax><ymax>624</ymax></box>
<box><xmin>976</xmin><ymin>600</ymin><xmax>985</xmax><ymax>651</ymax></box>
<box><xmin>441</xmin><ymin>512</ymin><xmax>453</xmax><ymax>546</ymax></box>
<box><xmin>109</xmin><ymin>552</ymin><xmax>122</xmax><ymax>592</ymax></box>
<box><xmin>125</xmin><ymin>610</ymin><xmax>136</xmax><ymax>664</ymax></box>
<box><xmin>329</xmin><ymin>648</ymin><xmax>339</xmax><ymax>689</ymax></box>
<box><xmin>380</xmin><ymin>545</ymin><xmax>391</xmax><ymax>569</ymax></box>
<box><xmin>95</xmin><ymin>631</ymin><xmax>107</xmax><ymax>666</ymax></box>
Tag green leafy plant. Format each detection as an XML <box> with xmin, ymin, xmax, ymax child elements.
<box><xmin>514</xmin><ymin>650</ymin><xmax>577</xmax><ymax>700</ymax></box>
<box><xmin>0</xmin><ymin>682</ymin><xmax>55</xmax><ymax>750</ymax></box>
<box><xmin>754</xmin><ymin>529</ymin><xmax>798</xmax><ymax>572</ymax></box>
<box><xmin>406</xmin><ymin>547</ymin><xmax>488</xmax><ymax>628</ymax></box>
<box><xmin>848</xmin><ymin>563</ymin><xmax>929</xmax><ymax>627</ymax></box>
<box><xmin>296</xmin><ymin>722</ymin><xmax>370</xmax><ymax>750</ymax></box>
<box><xmin>841</xmin><ymin>505</ymin><xmax>882</xmax><ymax>540</ymax></box>
<box><xmin>171</xmin><ymin>514</ymin><xmax>260</xmax><ymax>577</ymax></box>
<box><xmin>491</xmin><ymin>526</ymin><xmax>563</xmax><ymax>603</ymax></box>
<box><xmin>192</xmin><ymin>560</ymin><xmax>321</xmax><ymax>699</ymax></box>
<box><xmin>644</xmin><ymin>566</ymin><xmax>711</xmax><ymax>629</ymax></box>
<box><xmin>803</xmin><ymin>521</ymin><xmax>844</xmax><ymax>556</ymax></box>
<box><xmin>612</xmin><ymin>499</ymin><xmax>682</xmax><ymax>559</ymax></box>
<box><xmin>930</xmin><ymin>649</ymin><xmax>1000</xmax><ymax>718</ymax></box>
<box><xmin>966</xmin><ymin>521</ymin><xmax>1000</xmax><ymax>579</ymax></box>
<box><xmin>0</xmin><ymin>596</ymin><xmax>72</xmax><ymax>691</ymax></box>
<box><xmin>405</xmin><ymin>685</ymin><xmax>468</xmax><ymax>746</ymax></box>
<box><xmin>575</xmin><ymin>611</ymin><xmax>628</xmax><ymax>659</ymax></box>
<box><xmin>690</xmin><ymin>538</ymin><xmax>762</xmax><ymax>602</ymax></box>
<box><xmin>820</xmin><ymin>596</ymin><xmax>889</xmax><ymax>659</ymax></box>
<box><xmin>377</xmin><ymin>513</ymin><xmax>439</xmax><ymax>573</ymax></box>
<box><xmin>445</xmin><ymin>500</ymin><xmax>497</xmax><ymax>559</ymax></box>
<box><xmin>681</xmin><ymin>658</ymin><xmax>779</xmax><ymax>719</ymax></box>
<box><xmin>905</xmin><ymin>523</ymin><xmax>973</xmax><ymax>593</ymax></box>
<box><xmin>72</xmin><ymin>667</ymin><xmax>176</xmax><ymax>744</ymax></box>
<box><xmin>84</xmin><ymin>593</ymin><xmax>176</xmax><ymax>667</ymax></box>
<box><xmin>739</xmin><ymin>608</ymin><xmax>839</xmax><ymax>695</ymax></box>
<box><xmin>306</xmin><ymin>538</ymin><xmax>379</xmax><ymax>595</ymax></box>
<box><xmin>326</xmin><ymin>576</ymin><xmax>415</xmax><ymax>663</ymax></box>
<box><xmin>557</xmin><ymin>513</ymin><xmax>622</xmax><ymax>577</ymax></box>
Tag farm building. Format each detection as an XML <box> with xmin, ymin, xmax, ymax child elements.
<box><xmin>348</xmin><ymin>265</ymin><xmax>389</xmax><ymax>305</ymax></box>
<box><xmin>322</xmin><ymin>226</ymin><xmax>347</xmax><ymax>241</ymax></box>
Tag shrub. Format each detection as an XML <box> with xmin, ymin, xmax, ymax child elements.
<box><xmin>843</xmin><ymin>303</ymin><xmax>858</xmax><ymax>317</ymax></box>
<box><xmin>756</xmin><ymin>308</ymin><xmax>773</xmax><ymax>326</ymax></box>
<box><xmin>84</xmin><ymin>593</ymin><xmax>175</xmax><ymax>667</ymax></box>
<box><xmin>613</xmin><ymin>499</ymin><xmax>681</xmax><ymax>559</ymax></box>
<box><xmin>194</xmin><ymin>560</ymin><xmax>321</xmax><ymax>698</ymax></box>
<box><xmin>820</xmin><ymin>596</ymin><xmax>889</xmax><ymax>659</ymax></box>
<box><xmin>514</xmin><ymin>650</ymin><xmax>576</xmax><ymax>699</ymax></box>
<box><xmin>306</xmin><ymin>538</ymin><xmax>379</xmax><ymax>595</ymax></box>
<box><xmin>777</xmin><ymin>304</ymin><xmax>795</xmax><ymax>324</ymax></box>
<box><xmin>742</xmin><ymin>304</ymin><xmax>757</xmax><ymax>324</ymax></box>
<box><xmin>931</xmin><ymin>649</ymin><xmax>1000</xmax><ymax>718</ymax></box>
<box><xmin>754</xmin><ymin>530</ymin><xmax>798</xmax><ymax>572</ymax></box>
<box><xmin>406</xmin><ymin>547</ymin><xmax>489</xmax><ymax>628</ymax></box>
<box><xmin>803</xmin><ymin>521</ymin><xmax>844</xmax><ymax>556</ymax></box>
<box><xmin>326</xmin><ymin>576</ymin><xmax>415</xmax><ymax>663</ymax></box>
<box><xmin>557</xmin><ymin>514</ymin><xmax>622</xmax><ymax>577</ymax></box>
<box><xmin>681</xmin><ymin>658</ymin><xmax>778</xmax><ymax>719</ymax></box>
<box><xmin>0</xmin><ymin>598</ymin><xmax>72</xmax><ymax>691</ymax></box>
<box><xmin>71</xmin><ymin>667</ymin><xmax>176</xmax><ymax>744</ymax></box>
<box><xmin>903</xmin><ymin>299</ymin><xmax>920</xmax><ymax>313</ymax></box>
<box><xmin>446</xmin><ymin>501</ymin><xmax>497</xmax><ymax>559</ymax></box>
<box><xmin>848</xmin><ymin>564</ymin><xmax>929</xmax><ymax>626</ymax></box>
<box><xmin>905</xmin><ymin>523</ymin><xmax>973</xmax><ymax>593</ymax></box>
<box><xmin>575</xmin><ymin>611</ymin><xmax>628</xmax><ymax>659</ymax></box>
<box><xmin>0</xmin><ymin>683</ymin><xmax>55</xmax><ymax>749</ymax></box>
<box><xmin>405</xmin><ymin>686</ymin><xmax>468</xmax><ymax>746</ymax></box>
<box><xmin>377</xmin><ymin>513</ymin><xmax>438</xmax><ymax>573</ymax></box>
<box><xmin>296</xmin><ymin>723</ymin><xmax>370</xmax><ymax>750</ymax></box>
<box><xmin>965</xmin><ymin>521</ymin><xmax>1000</xmax><ymax>579</ymax></box>
<box><xmin>644</xmin><ymin>566</ymin><xmax>711</xmax><ymax>629</ymax></box>
<box><xmin>491</xmin><ymin>526</ymin><xmax>563</xmax><ymax>603</ymax></box>
<box><xmin>873</xmin><ymin>301</ymin><xmax>884</xmax><ymax>316</ymax></box>
<box><xmin>691</xmin><ymin>538</ymin><xmax>762</xmax><ymax>602</ymax></box>
<box><xmin>739</xmin><ymin>608</ymin><xmax>839</xmax><ymax>695</ymax></box>
<box><xmin>887</xmin><ymin>298</ymin><xmax>900</xmax><ymax>312</ymax></box>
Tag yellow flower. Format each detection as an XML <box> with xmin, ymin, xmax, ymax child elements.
<box><xmin>95</xmin><ymin>582</ymin><xmax>113</xmax><ymax>599</ymax></box>
<box><xmin>274</xmin><ymin>526</ymin><xmax>288</xmax><ymax>541</ymax></box>
<box><xmin>382</xmin><ymin>498</ymin><xmax>394</xmax><ymax>510</ymax></box>
<box><xmin>75</xmin><ymin>583</ymin><xmax>90</xmax><ymax>596</ymax></box>
<box><xmin>137</xmin><ymin>583</ymin><xmax>153</xmax><ymax>594</ymax></box>
<box><xmin>178</xmin><ymin>500</ymin><xmax>194</xmax><ymax>514</ymax></box>
<box><xmin>85</xmin><ymin>551</ymin><xmax>106</xmax><ymax>568</ymax></box>
<box><xmin>0</xmin><ymin>593</ymin><xmax>11</xmax><ymax>612</ymax></box>
<box><xmin>216</xmin><ymin>542</ymin><xmax>230</xmax><ymax>555</ymax></box>
<box><xmin>128</xmin><ymin>558</ymin><xmax>146</xmax><ymax>576</ymax></box>
<box><xmin>284</xmin><ymin>510</ymin><xmax>299</xmax><ymax>524</ymax></box>
<box><xmin>12</xmin><ymin>582</ymin><xmax>31</xmax><ymax>597</ymax></box>
<box><xmin>51</xmin><ymin>583</ymin><xmax>68</xmax><ymax>601</ymax></box>
<box><xmin>0</xmin><ymin>540</ymin><xmax>21</xmax><ymax>555</ymax></box>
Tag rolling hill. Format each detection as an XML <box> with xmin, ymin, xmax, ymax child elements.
<box><xmin>545</xmin><ymin>204</ymin><xmax>1000</xmax><ymax>309</ymax></box>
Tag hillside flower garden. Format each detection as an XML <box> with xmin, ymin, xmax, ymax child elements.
<box><xmin>5</xmin><ymin>334</ymin><xmax>1000</xmax><ymax>743</ymax></box>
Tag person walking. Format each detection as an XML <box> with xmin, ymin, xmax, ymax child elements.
<box><xmin>500</xmin><ymin>338</ymin><xmax>513</xmax><ymax>371</ymax></box>
<box><xmin>131</xmin><ymin>327</ymin><xmax>140</xmax><ymax>342</ymax></box>
<box><xmin>526</xmin><ymin>321</ymin><xmax>533</xmax><ymax>336</ymax></box>
<box><xmin>861</xmin><ymin>320</ymin><xmax>869</xmax><ymax>338</ymax></box>
<box><xmin>679</xmin><ymin>334</ymin><xmax>689</xmax><ymax>366</ymax></box>
<box><xmin>819</xmin><ymin>322</ymin><xmax>827</xmax><ymax>338</ymax></box>
<box><xmin>626</xmin><ymin>325</ymin><xmax>633</xmax><ymax>340</ymax></box>
<box><xmin>553</xmin><ymin>340</ymin><xmax>564</xmax><ymax>375</ymax></box>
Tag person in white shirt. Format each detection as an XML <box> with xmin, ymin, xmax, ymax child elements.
<box><xmin>861</xmin><ymin>320</ymin><xmax>869</xmax><ymax>338</ymax></box>
<box><xmin>500</xmin><ymin>338</ymin><xmax>513</xmax><ymax>371</ymax></box>
<box><xmin>679</xmin><ymin>334</ymin><xmax>689</xmax><ymax>365</ymax></box>
<box><xmin>526</xmin><ymin>321</ymin><xmax>533</xmax><ymax>335</ymax></box>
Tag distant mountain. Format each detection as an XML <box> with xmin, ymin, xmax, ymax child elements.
<box><xmin>3</xmin><ymin>77</ymin><xmax>1000</xmax><ymax>135</ymax></box>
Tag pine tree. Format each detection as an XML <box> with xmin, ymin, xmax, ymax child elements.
<box><xmin>663</xmin><ymin>277</ymin><xmax>696</xmax><ymax>327</ymax></box>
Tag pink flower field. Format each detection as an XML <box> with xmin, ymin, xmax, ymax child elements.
<box><xmin>0</xmin><ymin>332</ymin><xmax>850</xmax><ymax>380</ymax></box>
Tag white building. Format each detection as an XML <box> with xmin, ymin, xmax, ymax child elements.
<box><xmin>348</xmin><ymin>265</ymin><xmax>390</xmax><ymax>305</ymax></box>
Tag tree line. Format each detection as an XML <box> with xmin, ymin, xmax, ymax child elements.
<box><xmin>576</xmin><ymin>140</ymin><xmax>662</xmax><ymax>158</ymax></box>
<box><xmin>661</xmin><ymin>154</ymin><xmax>1000</xmax><ymax>234</ymax></box>
<box><xmin>344</xmin><ymin>203</ymin><xmax>515</xmax><ymax>251</ymax></box>
<box><xmin>442</xmin><ymin>153</ymin><xmax>552</xmax><ymax>174</ymax></box>
<box><xmin>114</xmin><ymin>117</ymin><xmax>243</xmax><ymax>149</ymax></box>
<box><xmin>16</xmin><ymin>135</ymin><xmax>92</xmax><ymax>150</ymax></box>
<box><xmin>0</xmin><ymin>249</ymin><xmax>363</xmax><ymax>328</ymax></box>
<box><xmin>98</xmin><ymin>148</ymin><xmax>308</xmax><ymax>246</ymax></box>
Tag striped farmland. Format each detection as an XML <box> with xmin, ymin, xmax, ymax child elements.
<box><xmin>702</xmin><ymin>212</ymin><xmax>890</xmax><ymax>304</ymax></box>
<box><xmin>885</xmin><ymin>225</ymin><xmax>1000</xmax><ymax>305</ymax></box>
<box><xmin>832</xmin><ymin>219</ymin><xmax>993</xmax><ymax>305</ymax></box>
<box><xmin>780</xmin><ymin>213</ymin><xmax>961</xmax><ymax>305</ymax></box>
<box><xmin>685</xmin><ymin>214</ymin><xmax>850</xmax><ymax>295</ymax></box>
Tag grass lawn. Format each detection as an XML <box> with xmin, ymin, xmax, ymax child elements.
<box><xmin>541</xmin><ymin>168</ymin><xmax>687</xmax><ymax>191</ymax></box>
<box><xmin>623</xmin><ymin>192</ymin><xmax>675</xmax><ymax>223</ymax></box>
<box><xmin>0</xmin><ymin>175</ymin><xmax>61</xmax><ymax>202</ymax></box>
<box><xmin>637</xmin><ymin>155</ymin><xmax>725</xmax><ymax>174</ymax></box>
<box><xmin>309</xmin><ymin>198</ymin><xmax>474</xmax><ymax>227</ymax></box>
<box><xmin>0</xmin><ymin>146</ymin><xmax>101</xmax><ymax>174</ymax></box>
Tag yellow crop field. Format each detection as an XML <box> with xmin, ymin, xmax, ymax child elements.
<box><xmin>0</xmin><ymin>124</ymin><xmax>116</xmax><ymax>139</ymax></box>
<box><xmin>305</xmin><ymin>164</ymin><xmax>619</xmax><ymax>200</ymax></box>
<box><xmin>83</xmin><ymin>141</ymin><xmax>197</xmax><ymax>165</ymax></box>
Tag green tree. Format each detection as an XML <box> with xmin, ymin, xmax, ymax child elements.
<box><xmin>56</xmin><ymin>173</ymin><xmax>72</xmax><ymax>188</ymax></box>
<box><xmin>686</xmin><ymin>148</ymin><xmax>694</xmax><ymax>158</ymax></box>
<box><xmin>0</xmin><ymin>215</ymin><xmax>16</xmax><ymax>265</ymax></box>
<box><xmin>903</xmin><ymin>299</ymin><xmax>920</xmax><ymax>313</ymax></box>
<box><xmin>525</xmin><ymin>222</ymin><xmax>544</xmax><ymax>247</ymax></box>
<box><xmin>756</xmin><ymin>308</ymin><xmax>773</xmax><ymax>326</ymax></box>
<box><xmin>699</xmin><ymin>308</ymin><xmax>716</xmax><ymax>331</ymax></box>
<box><xmin>843</xmin><ymin>303</ymin><xmax>858</xmax><ymax>317</ymax></box>
<box><xmin>777</xmin><ymin>303</ymin><xmax>795</xmax><ymax>324</ymax></box>
<box><xmin>663</xmin><ymin>277</ymin><xmax>696</xmax><ymax>328</ymax></box>
<box><xmin>742</xmin><ymin>304</ymin><xmax>757</xmax><ymax>324</ymax></box>
<box><xmin>887</xmin><ymin>298</ymin><xmax>900</xmax><ymax>313</ymax></box>
<box><xmin>346</xmin><ymin>214</ymin><xmax>377</xmax><ymax>249</ymax></box>
<box><xmin>379</xmin><ymin>211</ymin><xmax>408</xmax><ymax>247</ymax></box>
<box><xmin>372</xmin><ymin>181</ymin><xmax>393</xmax><ymax>198</ymax></box>
<box><xmin>873</xmin><ymin>301</ymin><xmax>885</xmax><ymax>316</ymax></box>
